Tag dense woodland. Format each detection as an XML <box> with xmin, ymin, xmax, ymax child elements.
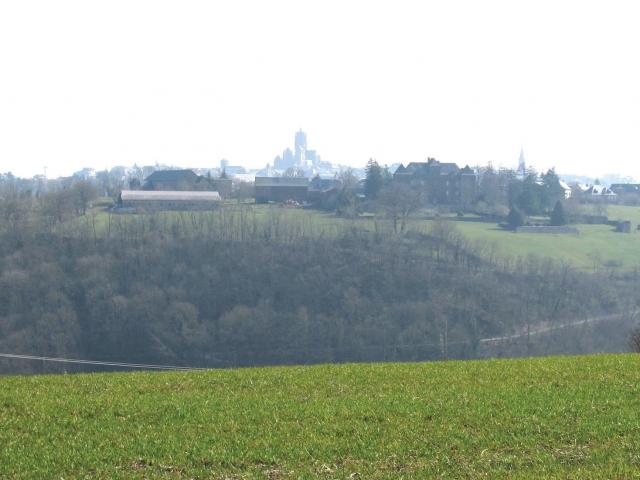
<box><xmin>1</xmin><ymin>186</ymin><xmax>639</xmax><ymax>374</ymax></box>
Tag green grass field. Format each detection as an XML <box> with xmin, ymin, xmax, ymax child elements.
<box><xmin>274</xmin><ymin>204</ymin><xmax>640</xmax><ymax>271</ymax></box>
<box><xmin>1</xmin><ymin>355</ymin><xmax>639</xmax><ymax>479</ymax></box>
<box><xmin>448</xmin><ymin>205</ymin><xmax>640</xmax><ymax>270</ymax></box>
<box><xmin>608</xmin><ymin>204</ymin><xmax>640</xmax><ymax>225</ymax></box>
<box><xmin>75</xmin><ymin>203</ymin><xmax>640</xmax><ymax>270</ymax></box>
<box><xmin>450</xmin><ymin>222</ymin><xmax>640</xmax><ymax>270</ymax></box>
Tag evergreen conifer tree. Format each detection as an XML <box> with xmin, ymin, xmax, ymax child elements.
<box><xmin>507</xmin><ymin>206</ymin><xmax>526</xmax><ymax>229</ymax></box>
<box><xmin>364</xmin><ymin>159</ymin><xmax>383</xmax><ymax>199</ymax></box>
<box><xmin>550</xmin><ymin>200</ymin><xmax>567</xmax><ymax>226</ymax></box>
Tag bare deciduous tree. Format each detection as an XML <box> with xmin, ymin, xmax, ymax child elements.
<box><xmin>72</xmin><ymin>180</ymin><xmax>99</xmax><ymax>215</ymax></box>
<box><xmin>630</xmin><ymin>328</ymin><xmax>640</xmax><ymax>353</ymax></box>
<box><xmin>378</xmin><ymin>182</ymin><xmax>423</xmax><ymax>233</ymax></box>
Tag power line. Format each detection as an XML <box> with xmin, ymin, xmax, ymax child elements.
<box><xmin>0</xmin><ymin>353</ymin><xmax>207</xmax><ymax>371</ymax></box>
<box><xmin>2</xmin><ymin>312</ymin><xmax>630</xmax><ymax>372</ymax></box>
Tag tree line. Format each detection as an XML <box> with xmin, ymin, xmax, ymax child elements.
<box><xmin>1</xmin><ymin>198</ymin><xmax>638</xmax><ymax>374</ymax></box>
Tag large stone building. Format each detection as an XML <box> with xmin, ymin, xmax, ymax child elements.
<box><xmin>143</xmin><ymin>170</ymin><xmax>202</xmax><ymax>190</ymax></box>
<box><xmin>119</xmin><ymin>190</ymin><xmax>221</xmax><ymax>211</ymax></box>
<box><xmin>393</xmin><ymin>159</ymin><xmax>477</xmax><ymax>207</ymax></box>
<box><xmin>143</xmin><ymin>169</ymin><xmax>232</xmax><ymax>197</ymax></box>
<box><xmin>254</xmin><ymin>177</ymin><xmax>309</xmax><ymax>203</ymax></box>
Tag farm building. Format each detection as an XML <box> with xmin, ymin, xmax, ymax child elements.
<box><xmin>610</xmin><ymin>184</ymin><xmax>640</xmax><ymax>195</ymax></box>
<box><xmin>393</xmin><ymin>159</ymin><xmax>477</xmax><ymax>207</ymax></box>
<box><xmin>581</xmin><ymin>185</ymin><xmax>617</xmax><ymax>197</ymax></box>
<box><xmin>143</xmin><ymin>169</ymin><xmax>199</xmax><ymax>190</ymax></box>
<box><xmin>254</xmin><ymin>177</ymin><xmax>309</xmax><ymax>203</ymax></box>
<box><xmin>559</xmin><ymin>180</ymin><xmax>573</xmax><ymax>199</ymax></box>
<box><xmin>142</xmin><ymin>169</ymin><xmax>233</xmax><ymax>197</ymax></box>
<box><xmin>144</xmin><ymin>169</ymin><xmax>205</xmax><ymax>190</ymax></box>
<box><xmin>119</xmin><ymin>190</ymin><xmax>221</xmax><ymax>211</ymax></box>
<box><xmin>212</xmin><ymin>177</ymin><xmax>233</xmax><ymax>197</ymax></box>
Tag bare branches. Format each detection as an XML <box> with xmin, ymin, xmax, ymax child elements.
<box><xmin>630</xmin><ymin>328</ymin><xmax>640</xmax><ymax>353</ymax></box>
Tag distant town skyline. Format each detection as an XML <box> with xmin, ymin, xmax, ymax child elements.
<box><xmin>2</xmin><ymin>130</ymin><xmax>637</xmax><ymax>184</ymax></box>
<box><xmin>1</xmin><ymin>1</ymin><xmax>639</xmax><ymax>180</ymax></box>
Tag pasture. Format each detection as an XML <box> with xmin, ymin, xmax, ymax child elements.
<box><xmin>72</xmin><ymin>202</ymin><xmax>640</xmax><ymax>270</ymax></box>
<box><xmin>1</xmin><ymin>355</ymin><xmax>639</xmax><ymax>478</ymax></box>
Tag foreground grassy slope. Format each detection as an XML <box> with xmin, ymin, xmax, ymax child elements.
<box><xmin>1</xmin><ymin>355</ymin><xmax>639</xmax><ymax>479</ymax></box>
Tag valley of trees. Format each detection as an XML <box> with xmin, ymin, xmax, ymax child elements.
<box><xmin>1</xmin><ymin>188</ymin><xmax>639</xmax><ymax>374</ymax></box>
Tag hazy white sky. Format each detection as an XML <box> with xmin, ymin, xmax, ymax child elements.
<box><xmin>1</xmin><ymin>0</ymin><xmax>639</xmax><ymax>179</ymax></box>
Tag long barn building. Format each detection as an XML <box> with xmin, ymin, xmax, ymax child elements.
<box><xmin>119</xmin><ymin>190</ymin><xmax>221</xmax><ymax>211</ymax></box>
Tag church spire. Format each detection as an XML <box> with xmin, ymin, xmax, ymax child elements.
<box><xmin>518</xmin><ymin>148</ymin><xmax>526</xmax><ymax>177</ymax></box>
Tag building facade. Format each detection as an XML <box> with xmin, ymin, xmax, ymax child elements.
<box><xmin>393</xmin><ymin>159</ymin><xmax>477</xmax><ymax>207</ymax></box>
<box><xmin>143</xmin><ymin>170</ymin><xmax>201</xmax><ymax>190</ymax></box>
<box><xmin>611</xmin><ymin>184</ymin><xmax>640</xmax><ymax>195</ymax></box>
<box><xmin>254</xmin><ymin>177</ymin><xmax>309</xmax><ymax>203</ymax></box>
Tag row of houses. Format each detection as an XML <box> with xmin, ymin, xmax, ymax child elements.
<box><xmin>117</xmin><ymin>166</ymin><xmax>640</xmax><ymax>212</ymax></box>
<box><xmin>254</xmin><ymin>159</ymin><xmax>480</xmax><ymax>207</ymax></box>
<box><xmin>121</xmin><ymin>162</ymin><xmax>479</xmax><ymax>209</ymax></box>
<box><xmin>611</xmin><ymin>184</ymin><xmax>640</xmax><ymax>195</ymax></box>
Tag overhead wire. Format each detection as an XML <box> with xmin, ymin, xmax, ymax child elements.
<box><xmin>0</xmin><ymin>312</ymin><xmax>628</xmax><ymax>372</ymax></box>
<box><xmin>0</xmin><ymin>353</ymin><xmax>207</xmax><ymax>371</ymax></box>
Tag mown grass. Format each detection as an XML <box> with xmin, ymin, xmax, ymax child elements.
<box><xmin>450</xmin><ymin>222</ymin><xmax>640</xmax><ymax>270</ymax></box>
<box><xmin>608</xmin><ymin>204</ymin><xmax>640</xmax><ymax>226</ymax></box>
<box><xmin>72</xmin><ymin>203</ymin><xmax>640</xmax><ymax>270</ymax></box>
<box><xmin>1</xmin><ymin>354</ymin><xmax>639</xmax><ymax>479</ymax></box>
